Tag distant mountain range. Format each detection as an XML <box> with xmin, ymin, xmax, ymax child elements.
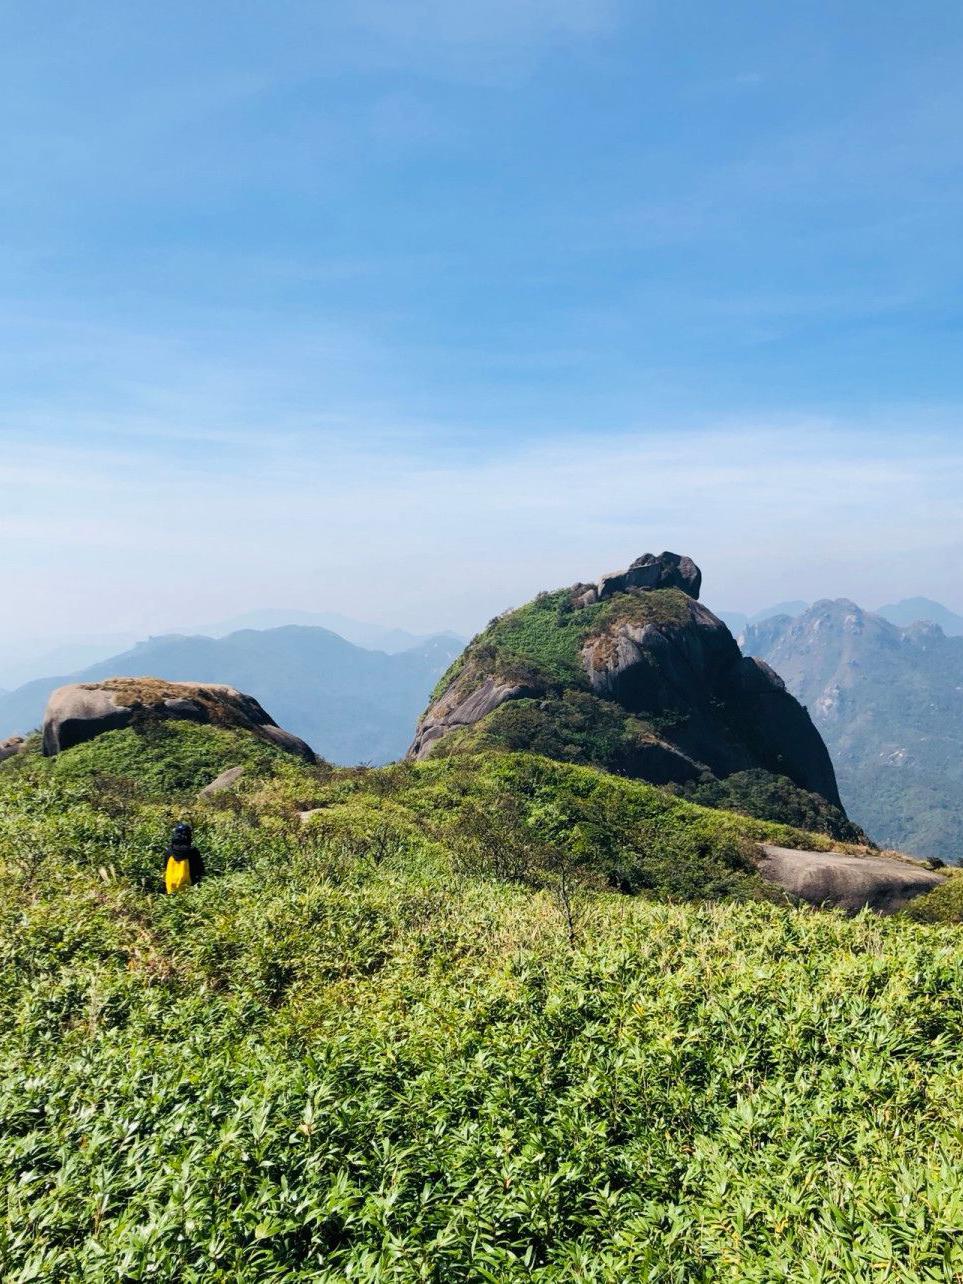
<box><xmin>721</xmin><ymin>596</ymin><xmax>963</xmax><ymax>640</ymax></box>
<box><xmin>0</xmin><ymin>627</ymin><xmax>462</xmax><ymax>766</ymax></box>
<box><xmin>0</xmin><ymin>612</ymin><xmax>462</xmax><ymax>690</ymax></box>
<box><xmin>745</xmin><ymin>601</ymin><xmax>963</xmax><ymax>861</ymax></box>
<box><xmin>182</xmin><ymin>609</ymin><xmax>461</xmax><ymax>655</ymax></box>
<box><xmin>875</xmin><ymin>597</ymin><xmax>963</xmax><ymax>635</ymax></box>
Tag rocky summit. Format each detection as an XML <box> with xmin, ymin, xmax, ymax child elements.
<box><xmin>410</xmin><ymin>551</ymin><xmax>859</xmax><ymax>838</ymax></box>
<box><xmin>41</xmin><ymin>677</ymin><xmax>316</xmax><ymax>762</ymax></box>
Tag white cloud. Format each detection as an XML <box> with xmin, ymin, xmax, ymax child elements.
<box><xmin>3</xmin><ymin>417</ymin><xmax>961</xmax><ymax>640</ymax></box>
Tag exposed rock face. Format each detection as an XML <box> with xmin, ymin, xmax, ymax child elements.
<box><xmin>758</xmin><ymin>844</ymin><xmax>944</xmax><ymax>915</ymax></box>
<box><xmin>576</xmin><ymin>592</ymin><xmax>840</xmax><ymax>803</ymax></box>
<box><xmin>42</xmin><ymin>678</ymin><xmax>316</xmax><ymax>762</ymax></box>
<box><xmin>408</xmin><ymin>675</ymin><xmax>536</xmax><ymax>760</ymax></box>
<box><xmin>0</xmin><ymin>735</ymin><xmax>25</xmax><ymax>763</ymax></box>
<box><xmin>409</xmin><ymin>553</ymin><xmax>848</xmax><ymax>828</ymax></box>
<box><xmin>197</xmin><ymin>765</ymin><xmax>247</xmax><ymax>798</ymax></box>
<box><xmin>597</xmin><ymin>551</ymin><xmax>702</xmax><ymax>602</ymax></box>
<box><xmin>572</xmin><ymin>551</ymin><xmax>703</xmax><ymax>608</ymax></box>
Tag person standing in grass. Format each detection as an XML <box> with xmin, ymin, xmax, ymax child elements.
<box><xmin>164</xmin><ymin>822</ymin><xmax>205</xmax><ymax>894</ymax></box>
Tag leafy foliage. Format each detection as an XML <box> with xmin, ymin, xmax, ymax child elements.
<box><xmin>1</xmin><ymin>728</ymin><xmax>958</xmax><ymax>1279</ymax></box>
<box><xmin>901</xmin><ymin>871</ymin><xmax>963</xmax><ymax>924</ymax></box>
<box><xmin>44</xmin><ymin>720</ymin><xmax>295</xmax><ymax>799</ymax></box>
<box><xmin>433</xmin><ymin>590</ymin><xmax>597</xmax><ymax>696</ymax></box>
<box><xmin>274</xmin><ymin>747</ymin><xmax>840</xmax><ymax>902</ymax></box>
<box><xmin>671</xmin><ymin>769</ymin><xmax>865</xmax><ymax>843</ymax></box>
<box><xmin>432</xmin><ymin>588</ymin><xmax>693</xmax><ymax>700</ymax></box>
<box><xmin>432</xmin><ymin>691</ymin><xmax>655</xmax><ymax>771</ymax></box>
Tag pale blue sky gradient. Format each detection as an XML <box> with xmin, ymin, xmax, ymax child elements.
<box><xmin>2</xmin><ymin>2</ymin><xmax>962</xmax><ymax>636</ymax></box>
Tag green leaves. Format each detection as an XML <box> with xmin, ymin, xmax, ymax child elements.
<box><xmin>3</xmin><ymin>736</ymin><xmax>963</xmax><ymax>1278</ymax></box>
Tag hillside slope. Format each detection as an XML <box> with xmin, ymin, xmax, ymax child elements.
<box><xmin>411</xmin><ymin>552</ymin><xmax>859</xmax><ymax>840</ymax></box>
<box><xmin>0</xmin><ymin>627</ymin><xmax>460</xmax><ymax>766</ymax></box>
<box><xmin>745</xmin><ymin>600</ymin><xmax>963</xmax><ymax>862</ymax></box>
<box><xmin>1</xmin><ymin>725</ymin><xmax>962</xmax><ymax>1279</ymax></box>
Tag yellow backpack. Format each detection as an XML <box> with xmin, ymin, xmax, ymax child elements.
<box><xmin>165</xmin><ymin>855</ymin><xmax>192</xmax><ymax>894</ymax></box>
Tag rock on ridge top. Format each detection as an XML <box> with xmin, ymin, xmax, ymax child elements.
<box><xmin>574</xmin><ymin>552</ymin><xmax>702</xmax><ymax>607</ymax></box>
<box><xmin>41</xmin><ymin>677</ymin><xmax>316</xmax><ymax>762</ymax></box>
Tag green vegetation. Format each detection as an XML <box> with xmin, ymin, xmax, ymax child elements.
<box><xmin>434</xmin><ymin>707</ymin><xmax>862</xmax><ymax>844</ymax></box>
<box><xmin>431</xmin><ymin>588</ymin><xmax>694</xmax><ymax>701</ymax></box>
<box><xmin>45</xmin><ymin>720</ymin><xmax>295</xmax><ymax>799</ymax></box>
<box><xmin>3</xmin><ymin>724</ymin><xmax>963</xmax><ymax>1279</ymax></box>
<box><xmin>431</xmin><ymin>590</ymin><xmax>596</xmax><ymax>697</ymax></box>
<box><xmin>671</xmin><ymin>769</ymin><xmax>865</xmax><ymax>844</ymax></box>
<box><xmin>902</xmin><ymin>871</ymin><xmax>963</xmax><ymax>925</ymax></box>
<box><xmin>431</xmin><ymin>691</ymin><xmax>655</xmax><ymax>772</ymax></box>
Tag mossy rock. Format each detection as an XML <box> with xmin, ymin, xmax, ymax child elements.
<box><xmin>411</xmin><ymin>554</ymin><xmax>853</xmax><ymax>839</ymax></box>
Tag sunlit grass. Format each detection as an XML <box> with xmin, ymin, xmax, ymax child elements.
<box><xmin>2</xmin><ymin>726</ymin><xmax>962</xmax><ymax>1279</ymax></box>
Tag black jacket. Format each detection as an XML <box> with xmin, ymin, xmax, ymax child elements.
<box><xmin>166</xmin><ymin>842</ymin><xmax>205</xmax><ymax>884</ymax></box>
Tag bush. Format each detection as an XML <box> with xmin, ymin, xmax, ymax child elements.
<box><xmin>672</xmin><ymin>768</ymin><xmax>865</xmax><ymax>843</ymax></box>
<box><xmin>3</xmin><ymin>730</ymin><xmax>963</xmax><ymax>1278</ymax></box>
<box><xmin>901</xmin><ymin>872</ymin><xmax>963</xmax><ymax>924</ymax></box>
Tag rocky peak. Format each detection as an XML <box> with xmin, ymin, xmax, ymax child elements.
<box><xmin>574</xmin><ymin>551</ymin><xmax>702</xmax><ymax>607</ymax></box>
<box><xmin>408</xmin><ymin>552</ymin><xmax>848</xmax><ymax>829</ymax></box>
<box><xmin>904</xmin><ymin>619</ymin><xmax>945</xmax><ymax>645</ymax></box>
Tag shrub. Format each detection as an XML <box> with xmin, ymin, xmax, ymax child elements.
<box><xmin>672</xmin><ymin>768</ymin><xmax>866</xmax><ymax>843</ymax></box>
<box><xmin>2</xmin><ymin>729</ymin><xmax>963</xmax><ymax>1278</ymax></box>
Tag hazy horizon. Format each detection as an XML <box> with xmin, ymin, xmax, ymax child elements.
<box><xmin>4</xmin><ymin>3</ymin><xmax>962</xmax><ymax>640</ymax></box>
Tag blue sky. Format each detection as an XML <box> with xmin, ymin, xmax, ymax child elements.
<box><xmin>3</xmin><ymin>1</ymin><xmax>962</xmax><ymax>639</ymax></box>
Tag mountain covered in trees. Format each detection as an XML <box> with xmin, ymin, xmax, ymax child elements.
<box><xmin>745</xmin><ymin>600</ymin><xmax>963</xmax><ymax>861</ymax></box>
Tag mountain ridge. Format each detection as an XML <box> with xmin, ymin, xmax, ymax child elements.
<box><xmin>876</xmin><ymin>596</ymin><xmax>963</xmax><ymax>635</ymax></box>
<box><xmin>0</xmin><ymin>625</ymin><xmax>460</xmax><ymax>766</ymax></box>
<box><xmin>744</xmin><ymin>598</ymin><xmax>963</xmax><ymax>860</ymax></box>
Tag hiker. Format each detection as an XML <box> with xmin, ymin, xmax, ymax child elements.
<box><xmin>164</xmin><ymin>822</ymin><xmax>205</xmax><ymax>894</ymax></box>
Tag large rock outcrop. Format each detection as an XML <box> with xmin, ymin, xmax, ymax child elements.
<box><xmin>0</xmin><ymin>735</ymin><xmax>25</xmax><ymax>764</ymax></box>
<box><xmin>409</xmin><ymin>552</ymin><xmax>853</xmax><ymax>835</ymax></box>
<box><xmin>42</xmin><ymin>678</ymin><xmax>316</xmax><ymax>762</ymax></box>
<box><xmin>758</xmin><ymin>844</ymin><xmax>944</xmax><ymax>915</ymax></box>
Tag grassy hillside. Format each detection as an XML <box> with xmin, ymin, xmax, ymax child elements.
<box><xmin>3</xmin><ymin>726</ymin><xmax>963</xmax><ymax>1279</ymax></box>
<box><xmin>430</xmin><ymin>587</ymin><xmax>693</xmax><ymax>700</ymax></box>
